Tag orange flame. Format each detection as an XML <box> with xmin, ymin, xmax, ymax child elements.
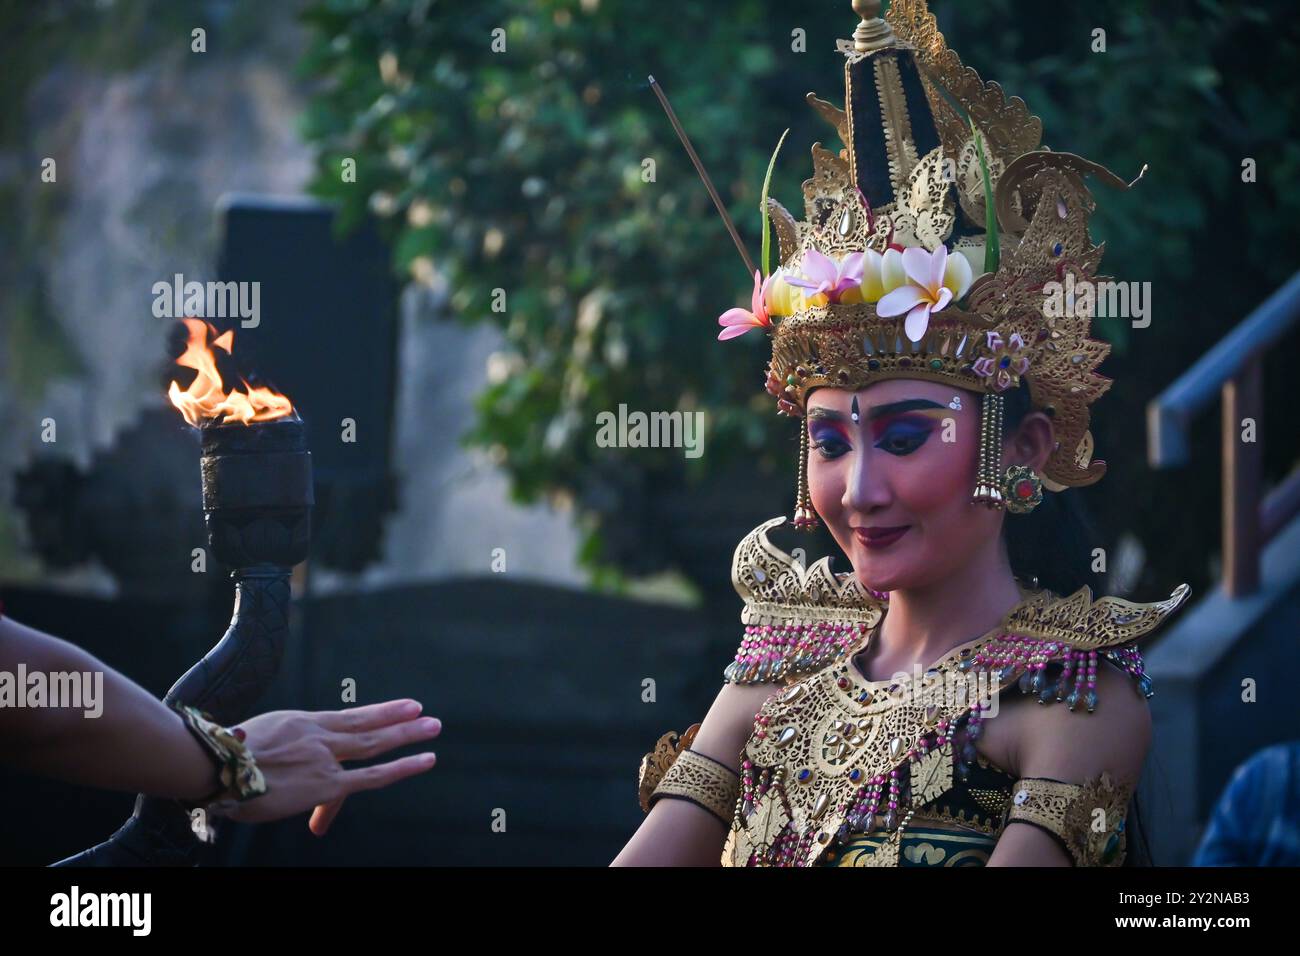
<box><xmin>167</xmin><ymin>318</ymin><xmax>293</xmax><ymax>426</ymax></box>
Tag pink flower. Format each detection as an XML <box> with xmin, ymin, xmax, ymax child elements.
<box><xmin>784</xmin><ymin>249</ymin><xmax>865</xmax><ymax>305</ymax></box>
<box><xmin>876</xmin><ymin>245</ymin><xmax>972</xmax><ymax>342</ymax></box>
<box><xmin>971</xmin><ymin>330</ymin><xmax>1031</xmax><ymax>391</ymax></box>
<box><xmin>718</xmin><ymin>269</ymin><xmax>774</xmax><ymax>340</ymax></box>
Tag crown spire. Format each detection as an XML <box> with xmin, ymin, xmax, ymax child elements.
<box><xmin>842</xmin><ymin>0</ymin><xmax>944</xmax><ymax>213</ymax></box>
<box><xmin>851</xmin><ymin>0</ymin><xmax>898</xmax><ymax>53</ymax></box>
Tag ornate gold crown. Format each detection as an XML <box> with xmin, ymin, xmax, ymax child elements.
<box><xmin>721</xmin><ymin>0</ymin><xmax>1148</xmax><ymax>509</ymax></box>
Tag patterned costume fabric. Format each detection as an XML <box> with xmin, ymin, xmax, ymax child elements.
<box><xmin>826</xmin><ymin>755</ymin><xmax>1013</xmax><ymax>867</ymax></box>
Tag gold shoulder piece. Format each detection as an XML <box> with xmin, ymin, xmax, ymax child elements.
<box><xmin>725</xmin><ymin>517</ymin><xmax>885</xmax><ymax>684</ymax></box>
<box><xmin>1004</xmin><ymin>584</ymin><xmax>1192</xmax><ymax>651</ymax></box>
<box><xmin>959</xmin><ymin>585</ymin><xmax>1184</xmax><ymax>710</ymax></box>
<box><xmin>1004</xmin><ymin>773</ymin><xmax>1133</xmax><ymax>866</ymax></box>
<box><xmin>637</xmin><ymin>724</ymin><xmax>698</xmax><ymax>812</ymax></box>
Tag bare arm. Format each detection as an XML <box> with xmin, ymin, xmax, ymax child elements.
<box><xmin>0</xmin><ymin>615</ymin><xmax>219</xmax><ymax>800</ymax></box>
<box><xmin>0</xmin><ymin>615</ymin><xmax>441</xmax><ymax>833</ymax></box>
<box><xmin>612</xmin><ymin>681</ymin><xmax>777</xmax><ymax>866</ymax></box>
<box><xmin>986</xmin><ymin>662</ymin><xmax>1150</xmax><ymax>866</ymax></box>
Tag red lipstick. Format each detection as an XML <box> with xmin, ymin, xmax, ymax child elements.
<box><xmin>854</xmin><ymin>525</ymin><xmax>910</xmax><ymax>549</ymax></box>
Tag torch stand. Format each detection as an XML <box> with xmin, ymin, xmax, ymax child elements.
<box><xmin>54</xmin><ymin>418</ymin><xmax>312</xmax><ymax>866</ymax></box>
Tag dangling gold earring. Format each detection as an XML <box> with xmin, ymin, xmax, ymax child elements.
<box><xmin>972</xmin><ymin>392</ymin><xmax>1005</xmax><ymax>507</ymax></box>
<box><xmin>793</xmin><ymin>424</ymin><xmax>820</xmax><ymax>531</ymax></box>
<box><xmin>1001</xmin><ymin>464</ymin><xmax>1044</xmax><ymax>514</ymax></box>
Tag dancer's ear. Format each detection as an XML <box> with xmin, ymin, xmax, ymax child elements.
<box><xmin>1004</xmin><ymin>410</ymin><xmax>1054</xmax><ymax>473</ymax></box>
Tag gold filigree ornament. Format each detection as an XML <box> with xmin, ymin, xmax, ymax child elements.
<box><xmin>724</xmin><ymin>0</ymin><xmax>1153</xmax><ymax>515</ymax></box>
<box><xmin>637</xmin><ymin>723</ymin><xmax>699</xmax><ymax>812</ymax></box>
<box><xmin>725</xmin><ymin>517</ymin><xmax>885</xmax><ymax>684</ymax></box>
<box><xmin>1005</xmin><ymin>773</ymin><xmax>1135</xmax><ymax>866</ymax></box>
<box><xmin>910</xmin><ymin>743</ymin><xmax>954</xmax><ymax>806</ymax></box>
<box><xmin>649</xmin><ymin>749</ymin><xmax>740</xmax><ymax>825</ymax></box>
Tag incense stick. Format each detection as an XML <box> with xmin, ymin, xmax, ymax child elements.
<box><xmin>649</xmin><ymin>75</ymin><xmax>756</xmax><ymax>277</ymax></box>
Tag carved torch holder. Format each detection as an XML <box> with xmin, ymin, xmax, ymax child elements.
<box><xmin>54</xmin><ymin>417</ymin><xmax>312</xmax><ymax>866</ymax></box>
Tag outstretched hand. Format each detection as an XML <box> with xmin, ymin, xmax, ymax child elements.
<box><xmin>212</xmin><ymin>699</ymin><xmax>440</xmax><ymax>835</ymax></box>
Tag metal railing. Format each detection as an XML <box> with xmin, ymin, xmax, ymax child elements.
<box><xmin>1147</xmin><ymin>270</ymin><xmax>1300</xmax><ymax>597</ymax></box>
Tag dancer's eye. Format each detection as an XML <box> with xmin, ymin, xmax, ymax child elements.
<box><xmin>808</xmin><ymin>424</ymin><xmax>850</xmax><ymax>461</ymax></box>
<box><xmin>873</xmin><ymin>417</ymin><xmax>935</xmax><ymax>456</ymax></box>
<box><xmin>810</xmin><ymin>436</ymin><xmax>849</xmax><ymax>460</ymax></box>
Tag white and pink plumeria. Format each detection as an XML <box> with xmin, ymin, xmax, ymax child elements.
<box><xmin>875</xmin><ymin>244</ymin><xmax>974</xmax><ymax>342</ymax></box>
<box><xmin>716</xmin><ymin>243</ymin><xmax>975</xmax><ymax>342</ymax></box>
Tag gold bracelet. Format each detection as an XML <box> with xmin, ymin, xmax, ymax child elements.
<box><xmin>172</xmin><ymin>703</ymin><xmax>268</xmax><ymax>803</ymax></box>
<box><xmin>1003</xmin><ymin>772</ymin><xmax>1133</xmax><ymax>866</ymax></box>
<box><xmin>650</xmin><ymin>749</ymin><xmax>740</xmax><ymax>826</ymax></box>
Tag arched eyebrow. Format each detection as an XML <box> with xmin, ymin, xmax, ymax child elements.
<box><xmin>806</xmin><ymin>398</ymin><xmax>944</xmax><ymax>423</ymax></box>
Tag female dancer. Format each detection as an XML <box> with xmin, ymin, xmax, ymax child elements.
<box><xmin>616</xmin><ymin>0</ymin><xmax>1187</xmax><ymax>866</ymax></box>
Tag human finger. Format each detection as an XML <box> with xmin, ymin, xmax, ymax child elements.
<box><xmin>313</xmin><ymin>698</ymin><xmax>423</xmax><ymax>733</ymax></box>
<box><xmin>326</xmin><ymin>716</ymin><xmax>442</xmax><ymax>762</ymax></box>
<box><xmin>309</xmin><ymin>798</ymin><xmax>346</xmax><ymax>836</ymax></box>
<box><xmin>340</xmin><ymin>751</ymin><xmax>438</xmax><ymax>795</ymax></box>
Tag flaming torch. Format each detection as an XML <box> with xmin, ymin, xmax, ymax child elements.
<box><xmin>56</xmin><ymin>318</ymin><xmax>313</xmax><ymax>866</ymax></box>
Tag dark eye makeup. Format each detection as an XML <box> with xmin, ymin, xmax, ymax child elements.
<box><xmin>870</xmin><ymin>414</ymin><xmax>939</xmax><ymax>456</ymax></box>
<box><xmin>808</xmin><ymin>421</ymin><xmax>850</xmax><ymax>460</ymax></box>
<box><xmin>807</xmin><ymin>405</ymin><xmax>947</xmax><ymax>460</ymax></box>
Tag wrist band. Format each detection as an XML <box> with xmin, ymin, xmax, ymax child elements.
<box><xmin>171</xmin><ymin>702</ymin><xmax>268</xmax><ymax>804</ymax></box>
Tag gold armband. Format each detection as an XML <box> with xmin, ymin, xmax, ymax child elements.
<box><xmin>1003</xmin><ymin>772</ymin><xmax>1133</xmax><ymax>866</ymax></box>
<box><xmin>172</xmin><ymin>703</ymin><xmax>268</xmax><ymax>803</ymax></box>
<box><xmin>637</xmin><ymin>725</ymin><xmax>739</xmax><ymax>825</ymax></box>
<box><xmin>638</xmin><ymin>725</ymin><xmax>699</xmax><ymax>812</ymax></box>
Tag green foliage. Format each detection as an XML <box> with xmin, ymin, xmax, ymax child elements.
<box><xmin>761</xmin><ymin>128</ymin><xmax>789</xmax><ymax>277</ymax></box>
<box><xmin>969</xmin><ymin>119</ymin><xmax>999</xmax><ymax>274</ymax></box>
<box><xmin>298</xmin><ymin>0</ymin><xmax>839</xmax><ymax>574</ymax></box>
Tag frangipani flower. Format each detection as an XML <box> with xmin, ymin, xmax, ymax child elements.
<box><xmin>832</xmin><ymin>249</ymin><xmax>885</xmax><ymax>305</ymax></box>
<box><xmin>876</xmin><ymin>244</ymin><xmax>973</xmax><ymax>342</ymax></box>
<box><xmin>785</xmin><ymin>249</ymin><xmax>865</xmax><ymax>305</ymax></box>
<box><xmin>972</xmin><ymin>330</ymin><xmax>1030</xmax><ymax>391</ymax></box>
<box><xmin>857</xmin><ymin>248</ymin><xmax>885</xmax><ymax>303</ymax></box>
<box><xmin>718</xmin><ymin>269</ymin><xmax>774</xmax><ymax>340</ymax></box>
<box><xmin>763</xmin><ymin>266</ymin><xmax>808</xmax><ymax>317</ymax></box>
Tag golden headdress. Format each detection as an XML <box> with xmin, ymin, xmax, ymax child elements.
<box><xmin>720</xmin><ymin>0</ymin><xmax>1146</xmax><ymax>526</ymax></box>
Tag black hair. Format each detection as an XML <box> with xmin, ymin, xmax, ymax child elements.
<box><xmin>1001</xmin><ymin>383</ymin><xmax>1154</xmax><ymax>866</ymax></box>
<box><xmin>999</xmin><ymin>383</ymin><xmax>1101</xmax><ymax>597</ymax></box>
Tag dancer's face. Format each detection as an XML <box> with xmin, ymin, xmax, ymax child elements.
<box><xmin>805</xmin><ymin>380</ymin><xmax>1011</xmax><ymax>593</ymax></box>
